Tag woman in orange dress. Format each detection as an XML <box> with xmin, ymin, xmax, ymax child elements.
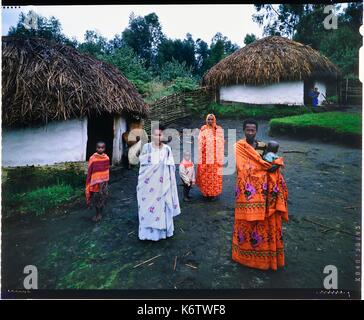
<box><xmin>232</xmin><ymin>119</ymin><xmax>288</xmax><ymax>270</ymax></box>
<box><xmin>196</xmin><ymin>114</ymin><xmax>224</xmax><ymax>201</ymax></box>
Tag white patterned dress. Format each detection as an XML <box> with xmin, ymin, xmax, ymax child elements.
<box><xmin>137</xmin><ymin>142</ymin><xmax>181</xmax><ymax>241</ymax></box>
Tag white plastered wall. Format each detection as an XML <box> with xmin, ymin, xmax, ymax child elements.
<box><xmin>220</xmin><ymin>81</ymin><xmax>304</xmax><ymax>105</ymax></box>
<box><xmin>2</xmin><ymin>118</ymin><xmax>88</xmax><ymax>167</ymax></box>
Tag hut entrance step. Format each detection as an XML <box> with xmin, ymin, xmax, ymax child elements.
<box><xmin>86</xmin><ymin>112</ymin><xmax>114</xmax><ymax>162</ymax></box>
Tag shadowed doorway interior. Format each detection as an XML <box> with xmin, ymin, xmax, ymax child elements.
<box><xmin>86</xmin><ymin>112</ymin><xmax>114</xmax><ymax>162</ymax></box>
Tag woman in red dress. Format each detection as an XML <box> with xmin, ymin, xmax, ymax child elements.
<box><xmin>196</xmin><ymin>114</ymin><xmax>224</xmax><ymax>201</ymax></box>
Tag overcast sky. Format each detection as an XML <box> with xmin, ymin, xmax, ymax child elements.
<box><xmin>1</xmin><ymin>5</ymin><xmax>264</xmax><ymax>46</ymax></box>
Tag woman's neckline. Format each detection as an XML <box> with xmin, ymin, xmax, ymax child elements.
<box><xmin>151</xmin><ymin>142</ymin><xmax>163</xmax><ymax>149</ymax></box>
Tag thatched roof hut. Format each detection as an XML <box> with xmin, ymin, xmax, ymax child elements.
<box><xmin>2</xmin><ymin>36</ymin><xmax>149</xmax><ymax>167</ymax></box>
<box><xmin>2</xmin><ymin>36</ymin><xmax>149</xmax><ymax>127</ymax></box>
<box><xmin>202</xmin><ymin>36</ymin><xmax>340</xmax><ymax>106</ymax></box>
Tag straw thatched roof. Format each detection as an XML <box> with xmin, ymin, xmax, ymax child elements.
<box><xmin>202</xmin><ymin>36</ymin><xmax>340</xmax><ymax>88</ymax></box>
<box><xmin>2</xmin><ymin>36</ymin><xmax>149</xmax><ymax>127</ymax></box>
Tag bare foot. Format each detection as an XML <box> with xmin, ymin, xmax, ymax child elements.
<box><xmin>91</xmin><ymin>214</ymin><xmax>102</xmax><ymax>222</ymax></box>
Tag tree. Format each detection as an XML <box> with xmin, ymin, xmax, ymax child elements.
<box><xmin>122</xmin><ymin>12</ymin><xmax>164</xmax><ymax>68</ymax></box>
<box><xmin>252</xmin><ymin>4</ymin><xmax>313</xmax><ymax>38</ymax></box>
<box><xmin>205</xmin><ymin>33</ymin><xmax>239</xmax><ymax>70</ymax></box>
<box><xmin>156</xmin><ymin>33</ymin><xmax>196</xmax><ymax>73</ymax></box>
<box><xmin>78</xmin><ymin>30</ymin><xmax>110</xmax><ymax>57</ymax></box>
<box><xmin>108</xmin><ymin>34</ymin><xmax>124</xmax><ymax>51</ymax></box>
<box><xmin>99</xmin><ymin>45</ymin><xmax>152</xmax><ymax>93</ymax></box>
<box><xmin>195</xmin><ymin>38</ymin><xmax>209</xmax><ymax>75</ymax></box>
<box><xmin>8</xmin><ymin>10</ymin><xmax>77</xmax><ymax>47</ymax></box>
<box><xmin>244</xmin><ymin>33</ymin><xmax>257</xmax><ymax>45</ymax></box>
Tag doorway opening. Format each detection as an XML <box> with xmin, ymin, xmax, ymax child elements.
<box><xmin>304</xmin><ymin>79</ymin><xmax>315</xmax><ymax>105</ymax></box>
<box><xmin>86</xmin><ymin>112</ymin><xmax>114</xmax><ymax>162</ymax></box>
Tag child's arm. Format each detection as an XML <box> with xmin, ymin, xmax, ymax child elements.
<box><xmin>191</xmin><ymin>166</ymin><xmax>196</xmax><ymax>185</ymax></box>
<box><xmin>85</xmin><ymin>157</ymin><xmax>93</xmax><ymax>206</ymax></box>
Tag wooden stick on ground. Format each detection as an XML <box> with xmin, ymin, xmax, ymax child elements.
<box><xmin>183</xmin><ymin>251</ymin><xmax>192</xmax><ymax>257</ymax></box>
<box><xmin>185</xmin><ymin>263</ymin><xmax>197</xmax><ymax>269</ymax></box>
<box><xmin>133</xmin><ymin>254</ymin><xmax>162</xmax><ymax>268</ymax></box>
<box><xmin>302</xmin><ymin>217</ymin><xmax>356</xmax><ymax>237</ymax></box>
<box><xmin>128</xmin><ymin>231</ymin><xmax>135</xmax><ymax>236</ymax></box>
<box><xmin>121</xmin><ymin>198</ymin><xmax>132</xmax><ymax>201</ymax></box>
<box><xmin>173</xmin><ymin>256</ymin><xmax>177</xmax><ymax>271</ymax></box>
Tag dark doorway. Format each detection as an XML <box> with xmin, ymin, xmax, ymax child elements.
<box><xmin>304</xmin><ymin>79</ymin><xmax>315</xmax><ymax>105</ymax></box>
<box><xmin>86</xmin><ymin>112</ymin><xmax>114</xmax><ymax>162</ymax></box>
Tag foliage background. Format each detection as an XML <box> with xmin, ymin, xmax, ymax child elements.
<box><xmin>8</xmin><ymin>4</ymin><xmax>361</xmax><ymax>101</ymax></box>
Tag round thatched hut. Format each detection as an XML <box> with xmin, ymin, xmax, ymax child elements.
<box><xmin>2</xmin><ymin>36</ymin><xmax>149</xmax><ymax>167</ymax></box>
<box><xmin>202</xmin><ymin>36</ymin><xmax>340</xmax><ymax>106</ymax></box>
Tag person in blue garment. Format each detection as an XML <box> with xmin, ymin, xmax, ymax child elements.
<box><xmin>309</xmin><ymin>87</ymin><xmax>320</xmax><ymax>107</ymax></box>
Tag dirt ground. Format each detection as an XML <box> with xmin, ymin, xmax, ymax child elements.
<box><xmin>2</xmin><ymin>118</ymin><xmax>361</xmax><ymax>293</ymax></box>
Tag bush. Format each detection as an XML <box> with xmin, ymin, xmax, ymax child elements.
<box><xmin>160</xmin><ymin>59</ymin><xmax>194</xmax><ymax>83</ymax></box>
<box><xmin>143</xmin><ymin>77</ymin><xmax>198</xmax><ymax>104</ymax></box>
<box><xmin>99</xmin><ymin>45</ymin><xmax>152</xmax><ymax>93</ymax></box>
<box><xmin>325</xmin><ymin>95</ymin><xmax>338</xmax><ymax>104</ymax></box>
<box><xmin>131</xmin><ymin>79</ymin><xmax>151</xmax><ymax>95</ymax></box>
<box><xmin>169</xmin><ymin>77</ymin><xmax>198</xmax><ymax>93</ymax></box>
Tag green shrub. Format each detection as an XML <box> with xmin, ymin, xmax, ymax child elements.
<box><xmin>160</xmin><ymin>59</ymin><xmax>194</xmax><ymax>83</ymax></box>
<box><xmin>131</xmin><ymin>79</ymin><xmax>151</xmax><ymax>95</ymax></box>
<box><xmin>98</xmin><ymin>45</ymin><xmax>152</xmax><ymax>94</ymax></box>
<box><xmin>169</xmin><ymin>77</ymin><xmax>198</xmax><ymax>93</ymax></box>
<box><xmin>325</xmin><ymin>95</ymin><xmax>338</xmax><ymax>104</ymax></box>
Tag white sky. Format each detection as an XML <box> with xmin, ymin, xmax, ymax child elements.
<box><xmin>1</xmin><ymin>5</ymin><xmax>264</xmax><ymax>47</ymax></box>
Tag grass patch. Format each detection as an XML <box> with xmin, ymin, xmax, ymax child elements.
<box><xmin>2</xmin><ymin>163</ymin><xmax>86</xmax><ymax>218</ymax></box>
<box><xmin>195</xmin><ymin>102</ymin><xmax>312</xmax><ymax>120</ymax></box>
<box><xmin>270</xmin><ymin>112</ymin><xmax>362</xmax><ymax>135</ymax></box>
<box><xmin>269</xmin><ymin>112</ymin><xmax>362</xmax><ymax>146</ymax></box>
<box><xmin>4</xmin><ymin>184</ymin><xmax>83</xmax><ymax>217</ymax></box>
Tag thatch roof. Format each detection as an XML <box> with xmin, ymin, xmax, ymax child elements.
<box><xmin>2</xmin><ymin>36</ymin><xmax>149</xmax><ymax>127</ymax></box>
<box><xmin>202</xmin><ymin>36</ymin><xmax>340</xmax><ymax>88</ymax></box>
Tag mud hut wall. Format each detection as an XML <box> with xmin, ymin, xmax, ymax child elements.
<box><xmin>219</xmin><ymin>81</ymin><xmax>304</xmax><ymax>105</ymax></box>
<box><xmin>112</xmin><ymin>116</ymin><xmax>127</xmax><ymax>165</ymax></box>
<box><xmin>2</xmin><ymin>118</ymin><xmax>88</xmax><ymax>167</ymax></box>
<box><xmin>145</xmin><ymin>87</ymin><xmax>214</xmax><ymax>132</ymax></box>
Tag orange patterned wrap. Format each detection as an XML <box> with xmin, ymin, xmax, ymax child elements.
<box><xmin>196</xmin><ymin>114</ymin><xmax>224</xmax><ymax>197</ymax></box>
<box><xmin>85</xmin><ymin>153</ymin><xmax>110</xmax><ymax>205</ymax></box>
<box><xmin>232</xmin><ymin>139</ymin><xmax>288</xmax><ymax>270</ymax></box>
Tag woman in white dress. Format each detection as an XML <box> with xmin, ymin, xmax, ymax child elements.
<box><xmin>136</xmin><ymin>126</ymin><xmax>181</xmax><ymax>241</ymax></box>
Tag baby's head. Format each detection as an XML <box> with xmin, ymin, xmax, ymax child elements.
<box><xmin>183</xmin><ymin>151</ymin><xmax>191</xmax><ymax>161</ymax></box>
<box><xmin>267</xmin><ymin>140</ymin><xmax>279</xmax><ymax>154</ymax></box>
